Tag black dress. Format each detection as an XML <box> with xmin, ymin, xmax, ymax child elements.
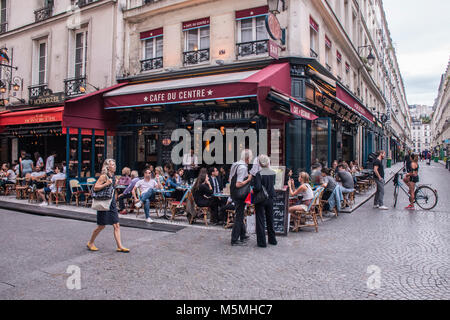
<box><xmin>96</xmin><ymin>175</ymin><xmax>120</xmax><ymax>226</ymax></box>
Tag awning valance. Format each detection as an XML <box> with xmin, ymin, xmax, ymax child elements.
<box><xmin>235</xmin><ymin>5</ymin><xmax>268</xmax><ymax>20</ymax></box>
<box><xmin>0</xmin><ymin>106</ymin><xmax>64</xmax><ymax>126</ymax></box>
<box><xmin>140</xmin><ymin>27</ymin><xmax>163</xmax><ymax>40</ymax></box>
<box><xmin>336</xmin><ymin>83</ymin><xmax>374</xmax><ymax>123</ymax></box>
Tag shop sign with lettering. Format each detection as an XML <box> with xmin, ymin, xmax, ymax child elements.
<box><xmin>30</xmin><ymin>92</ymin><xmax>65</xmax><ymax>106</ymax></box>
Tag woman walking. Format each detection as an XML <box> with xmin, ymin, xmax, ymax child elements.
<box><xmin>87</xmin><ymin>159</ymin><xmax>129</xmax><ymax>253</ymax></box>
<box><xmin>252</xmin><ymin>155</ymin><xmax>277</xmax><ymax>248</ymax></box>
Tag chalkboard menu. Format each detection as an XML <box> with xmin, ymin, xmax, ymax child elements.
<box><xmin>272</xmin><ymin>189</ymin><xmax>289</xmax><ymax>236</ymax></box>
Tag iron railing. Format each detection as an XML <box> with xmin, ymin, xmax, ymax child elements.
<box><xmin>183</xmin><ymin>49</ymin><xmax>210</xmax><ymax>65</ymax></box>
<box><xmin>140</xmin><ymin>57</ymin><xmax>163</xmax><ymax>71</ymax></box>
<box><xmin>28</xmin><ymin>84</ymin><xmax>49</xmax><ymax>99</ymax></box>
<box><xmin>64</xmin><ymin>76</ymin><xmax>86</xmax><ymax>97</ymax></box>
<box><xmin>34</xmin><ymin>6</ymin><xmax>53</xmax><ymax>22</ymax></box>
<box><xmin>236</xmin><ymin>40</ymin><xmax>268</xmax><ymax>57</ymax></box>
<box><xmin>77</xmin><ymin>0</ymin><xmax>99</xmax><ymax>8</ymax></box>
<box><xmin>310</xmin><ymin>48</ymin><xmax>318</xmax><ymax>58</ymax></box>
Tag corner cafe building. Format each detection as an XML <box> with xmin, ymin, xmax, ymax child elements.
<box><xmin>61</xmin><ymin>57</ymin><xmax>378</xmax><ymax>177</ymax></box>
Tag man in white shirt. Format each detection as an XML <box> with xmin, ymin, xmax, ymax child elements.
<box><xmin>182</xmin><ymin>148</ymin><xmax>198</xmax><ymax>181</ymax></box>
<box><xmin>38</xmin><ymin>165</ymin><xmax>65</xmax><ymax>206</ymax></box>
<box><xmin>132</xmin><ymin>168</ymin><xmax>162</xmax><ymax>223</ymax></box>
<box><xmin>45</xmin><ymin>151</ymin><xmax>57</xmax><ymax>175</ymax></box>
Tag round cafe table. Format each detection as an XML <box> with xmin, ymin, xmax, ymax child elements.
<box><xmin>154</xmin><ymin>188</ymin><xmax>175</xmax><ymax>219</ymax></box>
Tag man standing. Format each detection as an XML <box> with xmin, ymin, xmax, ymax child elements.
<box><xmin>373</xmin><ymin>150</ymin><xmax>388</xmax><ymax>210</ymax></box>
<box><xmin>46</xmin><ymin>151</ymin><xmax>57</xmax><ymax>176</ymax></box>
<box><xmin>208</xmin><ymin>167</ymin><xmax>223</xmax><ymax>225</ymax></box>
<box><xmin>229</xmin><ymin>149</ymin><xmax>253</xmax><ymax>246</ymax></box>
<box><xmin>182</xmin><ymin>148</ymin><xmax>198</xmax><ymax>182</ymax></box>
<box><xmin>132</xmin><ymin>169</ymin><xmax>162</xmax><ymax>223</ymax></box>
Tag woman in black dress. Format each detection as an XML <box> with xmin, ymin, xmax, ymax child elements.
<box><xmin>87</xmin><ymin>159</ymin><xmax>129</xmax><ymax>253</ymax></box>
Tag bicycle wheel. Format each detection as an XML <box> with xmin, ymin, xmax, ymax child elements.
<box><xmin>393</xmin><ymin>185</ymin><xmax>399</xmax><ymax>208</ymax></box>
<box><xmin>414</xmin><ymin>186</ymin><xmax>438</xmax><ymax>210</ymax></box>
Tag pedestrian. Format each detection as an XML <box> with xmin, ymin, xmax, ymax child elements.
<box><xmin>373</xmin><ymin>150</ymin><xmax>388</xmax><ymax>210</ymax></box>
<box><xmin>229</xmin><ymin>149</ymin><xmax>253</xmax><ymax>246</ymax></box>
<box><xmin>252</xmin><ymin>155</ymin><xmax>277</xmax><ymax>248</ymax></box>
<box><xmin>404</xmin><ymin>154</ymin><xmax>419</xmax><ymax>210</ymax></box>
<box><xmin>87</xmin><ymin>159</ymin><xmax>129</xmax><ymax>253</ymax></box>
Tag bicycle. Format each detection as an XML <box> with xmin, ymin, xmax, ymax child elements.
<box><xmin>393</xmin><ymin>172</ymin><xmax>438</xmax><ymax>210</ymax></box>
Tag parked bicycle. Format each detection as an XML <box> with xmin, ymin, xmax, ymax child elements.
<box><xmin>393</xmin><ymin>172</ymin><xmax>438</xmax><ymax>210</ymax></box>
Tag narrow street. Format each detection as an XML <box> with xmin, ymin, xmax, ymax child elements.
<box><xmin>1</xmin><ymin>162</ymin><xmax>448</xmax><ymax>300</ymax></box>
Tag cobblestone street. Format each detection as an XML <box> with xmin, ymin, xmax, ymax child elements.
<box><xmin>0</xmin><ymin>162</ymin><xmax>449</xmax><ymax>300</ymax></box>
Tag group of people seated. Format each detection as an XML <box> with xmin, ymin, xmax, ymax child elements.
<box><xmin>115</xmin><ymin>163</ymin><xmax>233</xmax><ymax>225</ymax></box>
<box><xmin>286</xmin><ymin>159</ymin><xmax>358</xmax><ymax>215</ymax></box>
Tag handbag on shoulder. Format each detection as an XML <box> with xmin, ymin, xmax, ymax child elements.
<box><xmin>91</xmin><ymin>176</ymin><xmax>114</xmax><ymax>211</ymax></box>
<box><xmin>253</xmin><ymin>185</ymin><xmax>268</xmax><ymax>204</ymax></box>
<box><xmin>230</xmin><ymin>164</ymin><xmax>251</xmax><ymax>201</ymax></box>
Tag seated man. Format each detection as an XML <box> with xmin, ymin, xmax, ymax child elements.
<box><xmin>30</xmin><ymin>166</ymin><xmax>47</xmax><ymax>191</ymax></box>
<box><xmin>118</xmin><ymin>170</ymin><xmax>140</xmax><ymax>215</ymax></box>
<box><xmin>38</xmin><ymin>165</ymin><xmax>65</xmax><ymax>206</ymax></box>
<box><xmin>321</xmin><ymin>168</ymin><xmax>337</xmax><ymax>211</ymax></box>
<box><xmin>336</xmin><ymin>164</ymin><xmax>355</xmax><ymax>208</ymax></box>
<box><xmin>132</xmin><ymin>169</ymin><xmax>162</xmax><ymax>223</ymax></box>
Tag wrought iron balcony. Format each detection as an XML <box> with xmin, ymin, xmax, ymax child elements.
<box><xmin>236</xmin><ymin>40</ymin><xmax>268</xmax><ymax>57</ymax></box>
<box><xmin>310</xmin><ymin>48</ymin><xmax>318</xmax><ymax>58</ymax></box>
<box><xmin>64</xmin><ymin>76</ymin><xmax>86</xmax><ymax>97</ymax></box>
<box><xmin>28</xmin><ymin>84</ymin><xmax>49</xmax><ymax>99</ymax></box>
<box><xmin>140</xmin><ymin>57</ymin><xmax>163</xmax><ymax>71</ymax></box>
<box><xmin>77</xmin><ymin>0</ymin><xmax>99</xmax><ymax>8</ymax></box>
<box><xmin>0</xmin><ymin>22</ymin><xmax>7</xmax><ymax>34</ymax></box>
<box><xmin>183</xmin><ymin>49</ymin><xmax>210</xmax><ymax>66</ymax></box>
<box><xmin>34</xmin><ymin>6</ymin><xmax>53</xmax><ymax>22</ymax></box>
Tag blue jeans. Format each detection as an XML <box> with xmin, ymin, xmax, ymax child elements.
<box><xmin>140</xmin><ymin>189</ymin><xmax>156</xmax><ymax>219</ymax></box>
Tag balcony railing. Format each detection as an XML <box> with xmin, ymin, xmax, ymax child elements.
<box><xmin>140</xmin><ymin>57</ymin><xmax>163</xmax><ymax>71</ymax></box>
<box><xmin>310</xmin><ymin>49</ymin><xmax>318</xmax><ymax>58</ymax></box>
<box><xmin>0</xmin><ymin>22</ymin><xmax>7</xmax><ymax>34</ymax></box>
<box><xmin>183</xmin><ymin>49</ymin><xmax>210</xmax><ymax>66</ymax></box>
<box><xmin>236</xmin><ymin>40</ymin><xmax>268</xmax><ymax>57</ymax></box>
<box><xmin>77</xmin><ymin>0</ymin><xmax>99</xmax><ymax>8</ymax></box>
<box><xmin>64</xmin><ymin>76</ymin><xmax>86</xmax><ymax>97</ymax></box>
<box><xmin>127</xmin><ymin>0</ymin><xmax>160</xmax><ymax>9</ymax></box>
<box><xmin>28</xmin><ymin>84</ymin><xmax>49</xmax><ymax>99</ymax></box>
<box><xmin>34</xmin><ymin>6</ymin><xmax>53</xmax><ymax>22</ymax></box>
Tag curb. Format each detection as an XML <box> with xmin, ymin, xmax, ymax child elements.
<box><xmin>0</xmin><ymin>200</ymin><xmax>185</xmax><ymax>233</ymax></box>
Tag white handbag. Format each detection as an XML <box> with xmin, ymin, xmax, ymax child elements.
<box><xmin>91</xmin><ymin>197</ymin><xmax>113</xmax><ymax>211</ymax></box>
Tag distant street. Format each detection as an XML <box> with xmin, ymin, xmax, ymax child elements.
<box><xmin>0</xmin><ymin>161</ymin><xmax>449</xmax><ymax>300</ymax></box>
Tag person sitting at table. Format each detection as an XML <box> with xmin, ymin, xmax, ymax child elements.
<box><xmin>288</xmin><ymin>172</ymin><xmax>314</xmax><ymax>215</ymax></box>
<box><xmin>218</xmin><ymin>197</ymin><xmax>235</xmax><ymax>225</ymax></box>
<box><xmin>132</xmin><ymin>168</ymin><xmax>162</xmax><ymax>223</ymax></box>
<box><xmin>192</xmin><ymin>171</ymin><xmax>217</xmax><ymax>223</ymax></box>
<box><xmin>175</xmin><ymin>168</ymin><xmax>185</xmax><ymax>185</ymax></box>
<box><xmin>218</xmin><ymin>166</ymin><xmax>229</xmax><ymax>189</ymax></box>
<box><xmin>165</xmin><ymin>169</ymin><xmax>181</xmax><ymax>199</ymax></box>
<box><xmin>37</xmin><ymin>165</ymin><xmax>65</xmax><ymax>206</ymax></box>
<box><xmin>118</xmin><ymin>167</ymin><xmax>132</xmax><ymax>186</ymax></box>
<box><xmin>3</xmin><ymin>163</ymin><xmax>16</xmax><ymax>185</ymax></box>
<box><xmin>118</xmin><ymin>170</ymin><xmax>140</xmax><ymax>215</ymax></box>
<box><xmin>30</xmin><ymin>166</ymin><xmax>47</xmax><ymax>191</ymax></box>
<box><xmin>321</xmin><ymin>168</ymin><xmax>338</xmax><ymax>211</ymax></box>
<box><xmin>336</xmin><ymin>164</ymin><xmax>355</xmax><ymax>207</ymax></box>
<box><xmin>310</xmin><ymin>163</ymin><xmax>323</xmax><ymax>186</ymax></box>
<box><xmin>163</xmin><ymin>163</ymin><xmax>173</xmax><ymax>179</ymax></box>
<box><xmin>154</xmin><ymin>167</ymin><xmax>166</xmax><ymax>185</ymax></box>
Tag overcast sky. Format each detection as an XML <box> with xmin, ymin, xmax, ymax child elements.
<box><xmin>382</xmin><ymin>0</ymin><xmax>450</xmax><ymax>106</ymax></box>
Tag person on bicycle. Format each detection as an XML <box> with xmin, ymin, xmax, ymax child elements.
<box><xmin>403</xmin><ymin>154</ymin><xmax>419</xmax><ymax>210</ymax></box>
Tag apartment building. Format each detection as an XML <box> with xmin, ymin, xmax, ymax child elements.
<box><xmin>431</xmin><ymin>61</ymin><xmax>450</xmax><ymax>158</ymax></box>
<box><xmin>0</xmin><ymin>0</ymin><xmax>125</xmax><ymax>172</ymax></box>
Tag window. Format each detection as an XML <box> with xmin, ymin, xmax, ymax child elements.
<box><xmin>144</xmin><ymin>36</ymin><xmax>163</xmax><ymax>60</ymax></box>
<box><xmin>0</xmin><ymin>0</ymin><xmax>6</xmax><ymax>33</ymax></box>
<box><xmin>74</xmin><ymin>30</ymin><xmax>88</xmax><ymax>78</ymax></box>
<box><xmin>185</xmin><ymin>27</ymin><xmax>209</xmax><ymax>52</ymax></box>
<box><xmin>325</xmin><ymin>36</ymin><xmax>332</xmax><ymax>71</ymax></box>
<box><xmin>310</xmin><ymin>17</ymin><xmax>319</xmax><ymax>58</ymax></box>
<box><xmin>38</xmin><ymin>42</ymin><xmax>46</xmax><ymax>84</ymax></box>
<box><xmin>32</xmin><ymin>39</ymin><xmax>48</xmax><ymax>85</ymax></box>
<box><xmin>236</xmin><ymin>15</ymin><xmax>268</xmax><ymax>57</ymax></box>
<box><xmin>336</xmin><ymin>51</ymin><xmax>342</xmax><ymax>80</ymax></box>
<box><xmin>183</xmin><ymin>18</ymin><xmax>210</xmax><ymax>65</ymax></box>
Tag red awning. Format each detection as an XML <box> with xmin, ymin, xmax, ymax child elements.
<box><xmin>63</xmin><ymin>83</ymin><xmax>128</xmax><ymax>131</ymax></box>
<box><xmin>0</xmin><ymin>106</ymin><xmax>64</xmax><ymax>126</ymax></box>
<box><xmin>336</xmin><ymin>83</ymin><xmax>374</xmax><ymax>123</ymax></box>
<box><xmin>103</xmin><ymin>62</ymin><xmax>292</xmax><ymax>121</ymax></box>
<box><xmin>235</xmin><ymin>5</ymin><xmax>268</xmax><ymax>19</ymax></box>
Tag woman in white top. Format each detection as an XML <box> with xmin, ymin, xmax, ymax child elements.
<box><xmin>288</xmin><ymin>172</ymin><xmax>314</xmax><ymax>213</ymax></box>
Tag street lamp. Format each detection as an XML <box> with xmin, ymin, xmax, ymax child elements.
<box><xmin>79</xmin><ymin>82</ymin><xmax>100</xmax><ymax>93</ymax></box>
<box><xmin>267</xmin><ymin>0</ymin><xmax>285</xmax><ymax>13</ymax></box>
<box><xmin>358</xmin><ymin>45</ymin><xmax>376</xmax><ymax>66</ymax></box>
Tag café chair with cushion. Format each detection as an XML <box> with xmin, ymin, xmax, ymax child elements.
<box><xmin>49</xmin><ymin>180</ymin><xmax>67</xmax><ymax>206</ymax></box>
<box><xmin>69</xmin><ymin>179</ymin><xmax>87</xmax><ymax>206</ymax></box>
<box><xmin>168</xmin><ymin>188</ymin><xmax>191</xmax><ymax>222</ymax></box>
<box><xmin>291</xmin><ymin>187</ymin><xmax>322</xmax><ymax>233</ymax></box>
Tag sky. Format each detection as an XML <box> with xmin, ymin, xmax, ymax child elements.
<box><xmin>382</xmin><ymin>0</ymin><xmax>450</xmax><ymax>106</ymax></box>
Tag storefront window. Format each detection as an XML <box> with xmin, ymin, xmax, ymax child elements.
<box><xmin>69</xmin><ymin>134</ymin><xmax>79</xmax><ymax>178</ymax></box>
<box><xmin>94</xmin><ymin>136</ymin><xmax>105</xmax><ymax>175</ymax></box>
<box><xmin>286</xmin><ymin>120</ymin><xmax>309</xmax><ymax>175</ymax></box>
<box><xmin>311</xmin><ymin>119</ymin><xmax>329</xmax><ymax>167</ymax></box>
<box><xmin>81</xmin><ymin>135</ymin><xmax>92</xmax><ymax>177</ymax></box>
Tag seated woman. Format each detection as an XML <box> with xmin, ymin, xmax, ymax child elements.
<box><xmin>118</xmin><ymin>167</ymin><xmax>132</xmax><ymax>186</ymax></box>
<box><xmin>288</xmin><ymin>172</ymin><xmax>314</xmax><ymax>214</ymax></box>
<box><xmin>192</xmin><ymin>172</ymin><xmax>213</xmax><ymax>210</ymax></box>
<box><xmin>321</xmin><ymin>168</ymin><xmax>338</xmax><ymax>210</ymax></box>
<box><xmin>166</xmin><ymin>169</ymin><xmax>182</xmax><ymax>200</ymax></box>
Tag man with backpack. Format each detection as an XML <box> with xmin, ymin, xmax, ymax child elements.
<box><xmin>229</xmin><ymin>149</ymin><xmax>253</xmax><ymax>246</ymax></box>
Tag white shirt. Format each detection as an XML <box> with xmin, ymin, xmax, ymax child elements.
<box><xmin>135</xmin><ymin>178</ymin><xmax>158</xmax><ymax>194</ymax></box>
<box><xmin>36</xmin><ymin>157</ymin><xmax>44</xmax><ymax>168</ymax></box>
<box><xmin>31</xmin><ymin>171</ymin><xmax>46</xmax><ymax>179</ymax></box>
<box><xmin>230</xmin><ymin>160</ymin><xmax>248</xmax><ymax>183</ymax></box>
<box><xmin>6</xmin><ymin>169</ymin><xmax>16</xmax><ymax>182</ymax></box>
<box><xmin>46</xmin><ymin>155</ymin><xmax>55</xmax><ymax>173</ymax></box>
<box><xmin>182</xmin><ymin>154</ymin><xmax>198</xmax><ymax>170</ymax></box>
<box><xmin>50</xmin><ymin>173</ymin><xmax>66</xmax><ymax>193</ymax></box>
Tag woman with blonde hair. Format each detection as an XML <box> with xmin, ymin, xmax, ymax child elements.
<box><xmin>87</xmin><ymin>159</ymin><xmax>129</xmax><ymax>253</ymax></box>
<box><xmin>118</xmin><ymin>167</ymin><xmax>132</xmax><ymax>186</ymax></box>
<box><xmin>288</xmin><ymin>171</ymin><xmax>314</xmax><ymax>214</ymax></box>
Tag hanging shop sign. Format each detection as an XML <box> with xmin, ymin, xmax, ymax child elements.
<box><xmin>268</xmin><ymin>40</ymin><xmax>279</xmax><ymax>59</ymax></box>
<box><xmin>29</xmin><ymin>92</ymin><xmax>65</xmax><ymax>106</ymax></box>
<box><xmin>265</xmin><ymin>13</ymin><xmax>282</xmax><ymax>41</ymax></box>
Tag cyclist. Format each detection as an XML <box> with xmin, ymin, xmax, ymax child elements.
<box><xmin>403</xmin><ymin>154</ymin><xmax>419</xmax><ymax>210</ymax></box>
